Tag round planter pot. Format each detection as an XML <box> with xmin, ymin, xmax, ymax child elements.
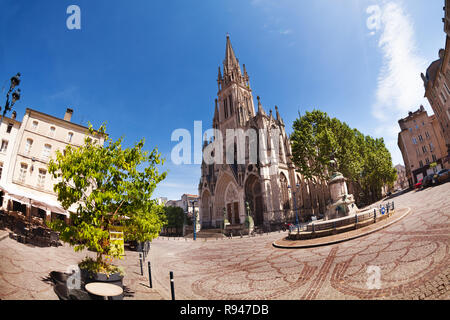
<box><xmin>80</xmin><ymin>268</ymin><xmax>124</xmax><ymax>300</ymax></box>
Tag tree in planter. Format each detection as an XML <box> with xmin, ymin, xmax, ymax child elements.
<box><xmin>48</xmin><ymin>124</ymin><xmax>167</xmax><ymax>277</ymax></box>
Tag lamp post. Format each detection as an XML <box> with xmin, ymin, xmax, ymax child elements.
<box><xmin>288</xmin><ymin>184</ymin><xmax>300</xmax><ymax>232</ymax></box>
<box><xmin>0</xmin><ymin>73</ymin><xmax>21</xmax><ymax>126</ymax></box>
<box><xmin>190</xmin><ymin>200</ymin><xmax>198</xmax><ymax>241</ymax></box>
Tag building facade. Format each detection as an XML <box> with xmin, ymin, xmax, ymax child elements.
<box><xmin>0</xmin><ymin>108</ymin><xmax>105</xmax><ymax>223</ymax></box>
<box><xmin>165</xmin><ymin>194</ymin><xmax>199</xmax><ymax>217</ymax></box>
<box><xmin>393</xmin><ymin>164</ymin><xmax>408</xmax><ymax>191</ymax></box>
<box><xmin>198</xmin><ymin>36</ymin><xmax>331</xmax><ymax>229</ymax></box>
<box><xmin>421</xmin><ymin>0</ymin><xmax>450</xmax><ymax>164</ymax></box>
<box><xmin>397</xmin><ymin>106</ymin><xmax>447</xmax><ymax>186</ymax></box>
<box><xmin>0</xmin><ymin>113</ymin><xmax>21</xmax><ymax>207</ymax></box>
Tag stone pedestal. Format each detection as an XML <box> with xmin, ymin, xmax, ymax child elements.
<box><xmin>325</xmin><ymin>172</ymin><xmax>358</xmax><ymax>221</ymax></box>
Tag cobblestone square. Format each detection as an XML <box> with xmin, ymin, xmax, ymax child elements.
<box><xmin>1</xmin><ymin>183</ymin><xmax>449</xmax><ymax>300</ymax></box>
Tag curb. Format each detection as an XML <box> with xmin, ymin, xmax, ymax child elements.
<box><xmin>0</xmin><ymin>231</ymin><xmax>9</xmax><ymax>242</ymax></box>
<box><xmin>272</xmin><ymin>207</ymin><xmax>412</xmax><ymax>249</ymax></box>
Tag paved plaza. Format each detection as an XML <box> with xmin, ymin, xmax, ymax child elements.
<box><xmin>149</xmin><ymin>183</ymin><xmax>450</xmax><ymax>300</ymax></box>
<box><xmin>0</xmin><ymin>234</ymin><xmax>164</xmax><ymax>300</ymax></box>
<box><xmin>0</xmin><ymin>183</ymin><xmax>449</xmax><ymax>300</ymax></box>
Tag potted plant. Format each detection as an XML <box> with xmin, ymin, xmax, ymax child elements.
<box><xmin>48</xmin><ymin>124</ymin><xmax>167</xmax><ymax>291</ymax></box>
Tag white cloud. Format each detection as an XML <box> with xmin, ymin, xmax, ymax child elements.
<box><xmin>367</xmin><ymin>1</ymin><xmax>429</xmax><ymax>165</ymax></box>
<box><xmin>279</xmin><ymin>29</ymin><xmax>293</xmax><ymax>35</ymax></box>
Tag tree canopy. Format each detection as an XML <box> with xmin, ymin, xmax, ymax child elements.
<box><xmin>48</xmin><ymin>124</ymin><xmax>167</xmax><ymax>271</ymax></box>
<box><xmin>291</xmin><ymin>110</ymin><xmax>397</xmax><ymax>204</ymax></box>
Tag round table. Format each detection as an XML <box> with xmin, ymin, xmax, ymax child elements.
<box><xmin>85</xmin><ymin>282</ymin><xmax>123</xmax><ymax>300</ymax></box>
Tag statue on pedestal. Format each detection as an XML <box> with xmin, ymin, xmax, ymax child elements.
<box><xmin>325</xmin><ymin>152</ymin><xmax>358</xmax><ymax>220</ymax></box>
<box><xmin>244</xmin><ymin>201</ymin><xmax>254</xmax><ymax>234</ymax></box>
<box><xmin>223</xmin><ymin>207</ymin><xmax>230</xmax><ymax>229</ymax></box>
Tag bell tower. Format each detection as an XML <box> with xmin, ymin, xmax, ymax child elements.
<box><xmin>216</xmin><ymin>35</ymin><xmax>256</xmax><ymax>130</ymax></box>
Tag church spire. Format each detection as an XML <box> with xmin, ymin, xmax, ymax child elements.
<box><xmin>225</xmin><ymin>34</ymin><xmax>239</xmax><ymax>71</ymax></box>
<box><xmin>257</xmin><ymin>96</ymin><xmax>267</xmax><ymax>116</ymax></box>
<box><xmin>222</xmin><ymin>34</ymin><xmax>243</xmax><ymax>86</ymax></box>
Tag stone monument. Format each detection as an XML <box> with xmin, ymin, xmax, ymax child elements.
<box><xmin>244</xmin><ymin>202</ymin><xmax>254</xmax><ymax>234</ymax></box>
<box><xmin>325</xmin><ymin>157</ymin><xmax>358</xmax><ymax>220</ymax></box>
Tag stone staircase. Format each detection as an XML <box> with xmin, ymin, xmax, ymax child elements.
<box><xmin>184</xmin><ymin>228</ymin><xmax>225</xmax><ymax>239</ymax></box>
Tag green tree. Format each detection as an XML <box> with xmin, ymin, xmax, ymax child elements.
<box><xmin>48</xmin><ymin>124</ymin><xmax>167</xmax><ymax>275</ymax></box>
<box><xmin>291</xmin><ymin>110</ymin><xmax>397</xmax><ymax>205</ymax></box>
<box><xmin>163</xmin><ymin>206</ymin><xmax>185</xmax><ymax>229</ymax></box>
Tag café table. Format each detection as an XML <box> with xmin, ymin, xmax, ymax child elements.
<box><xmin>85</xmin><ymin>282</ymin><xmax>123</xmax><ymax>300</ymax></box>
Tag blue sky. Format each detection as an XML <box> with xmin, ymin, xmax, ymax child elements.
<box><xmin>0</xmin><ymin>0</ymin><xmax>445</xmax><ymax>200</ymax></box>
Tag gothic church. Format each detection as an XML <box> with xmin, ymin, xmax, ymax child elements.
<box><xmin>198</xmin><ymin>36</ymin><xmax>331</xmax><ymax>229</ymax></box>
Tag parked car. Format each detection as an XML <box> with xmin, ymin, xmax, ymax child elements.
<box><xmin>435</xmin><ymin>169</ymin><xmax>450</xmax><ymax>184</ymax></box>
<box><xmin>414</xmin><ymin>179</ymin><xmax>423</xmax><ymax>189</ymax></box>
<box><xmin>422</xmin><ymin>174</ymin><xmax>437</xmax><ymax>189</ymax></box>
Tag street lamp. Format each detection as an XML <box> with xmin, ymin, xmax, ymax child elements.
<box><xmin>288</xmin><ymin>184</ymin><xmax>301</xmax><ymax>232</ymax></box>
<box><xmin>190</xmin><ymin>200</ymin><xmax>198</xmax><ymax>241</ymax></box>
<box><xmin>0</xmin><ymin>73</ymin><xmax>22</xmax><ymax>126</ymax></box>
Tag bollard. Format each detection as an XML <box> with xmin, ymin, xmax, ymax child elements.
<box><xmin>374</xmin><ymin>209</ymin><xmax>377</xmax><ymax>223</ymax></box>
<box><xmin>148</xmin><ymin>261</ymin><xmax>153</xmax><ymax>288</ymax></box>
<box><xmin>139</xmin><ymin>253</ymin><xmax>143</xmax><ymax>276</ymax></box>
<box><xmin>392</xmin><ymin>201</ymin><xmax>395</xmax><ymax>210</ymax></box>
<box><xmin>312</xmin><ymin>223</ymin><xmax>315</xmax><ymax>233</ymax></box>
<box><xmin>170</xmin><ymin>271</ymin><xmax>175</xmax><ymax>300</ymax></box>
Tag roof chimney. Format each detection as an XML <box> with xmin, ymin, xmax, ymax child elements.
<box><xmin>64</xmin><ymin>108</ymin><xmax>73</xmax><ymax>122</ymax></box>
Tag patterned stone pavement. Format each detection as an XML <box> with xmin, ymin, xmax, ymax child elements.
<box><xmin>1</xmin><ymin>183</ymin><xmax>449</xmax><ymax>300</ymax></box>
<box><xmin>0</xmin><ymin>235</ymin><xmax>164</xmax><ymax>300</ymax></box>
<box><xmin>150</xmin><ymin>183</ymin><xmax>450</xmax><ymax>300</ymax></box>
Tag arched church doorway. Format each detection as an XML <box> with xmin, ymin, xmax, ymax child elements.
<box><xmin>245</xmin><ymin>174</ymin><xmax>264</xmax><ymax>226</ymax></box>
<box><xmin>201</xmin><ymin>190</ymin><xmax>212</xmax><ymax>228</ymax></box>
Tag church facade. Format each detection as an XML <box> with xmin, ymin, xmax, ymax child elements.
<box><xmin>198</xmin><ymin>36</ymin><xmax>331</xmax><ymax>229</ymax></box>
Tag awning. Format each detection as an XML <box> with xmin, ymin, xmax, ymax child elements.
<box><xmin>1</xmin><ymin>184</ymin><xmax>67</xmax><ymax>215</ymax></box>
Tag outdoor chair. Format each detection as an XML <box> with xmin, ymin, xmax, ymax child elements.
<box><xmin>49</xmin><ymin>231</ymin><xmax>60</xmax><ymax>247</ymax></box>
<box><xmin>68</xmin><ymin>289</ymin><xmax>92</xmax><ymax>300</ymax></box>
<box><xmin>50</xmin><ymin>271</ymin><xmax>70</xmax><ymax>286</ymax></box>
<box><xmin>53</xmin><ymin>284</ymin><xmax>70</xmax><ymax>300</ymax></box>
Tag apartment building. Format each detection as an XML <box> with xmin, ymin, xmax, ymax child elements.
<box><xmin>0</xmin><ymin>113</ymin><xmax>21</xmax><ymax>207</ymax></box>
<box><xmin>0</xmin><ymin>108</ymin><xmax>105</xmax><ymax>223</ymax></box>
<box><xmin>398</xmin><ymin>106</ymin><xmax>448</xmax><ymax>186</ymax></box>
<box><xmin>421</xmin><ymin>0</ymin><xmax>450</xmax><ymax>163</ymax></box>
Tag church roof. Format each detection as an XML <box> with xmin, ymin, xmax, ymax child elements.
<box><xmin>224</xmin><ymin>35</ymin><xmax>239</xmax><ymax>70</ymax></box>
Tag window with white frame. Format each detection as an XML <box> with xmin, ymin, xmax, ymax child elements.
<box><xmin>19</xmin><ymin>163</ymin><xmax>28</xmax><ymax>183</ymax></box>
<box><xmin>37</xmin><ymin>169</ymin><xmax>46</xmax><ymax>189</ymax></box>
<box><xmin>67</xmin><ymin>132</ymin><xmax>74</xmax><ymax>143</ymax></box>
<box><xmin>444</xmin><ymin>82</ymin><xmax>450</xmax><ymax>96</ymax></box>
<box><xmin>25</xmin><ymin>138</ymin><xmax>33</xmax><ymax>154</ymax></box>
<box><xmin>441</xmin><ymin>92</ymin><xmax>447</xmax><ymax>104</ymax></box>
<box><xmin>31</xmin><ymin>121</ymin><xmax>39</xmax><ymax>130</ymax></box>
<box><xmin>42</xmin><ymin>144</ymin><xmax>52</xmax><ymax>160</ymax></box>
<box><xmin>0</xmin><ymin>140</ymin><xmax>8</xmax><ymax>153</ymax></box>
<box><xmin>49</xmin><ymin>126</ymin><xmax>56</xmax><ymax>137</ymax></box>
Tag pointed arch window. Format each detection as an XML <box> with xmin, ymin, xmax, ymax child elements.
<box><xmin>280</xmin><ymin>173</ymin><xmax>290</xmax><ymax>210</ymax></box>
<box><xmin>224</xmin><ymin>98</ymin><xmax>229</xmax><ymax>119</ymax></box>
<box><xmin>229</xmin><ymin>94</ymin><xmax>233</xmax><ymax>115</ymax></box>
